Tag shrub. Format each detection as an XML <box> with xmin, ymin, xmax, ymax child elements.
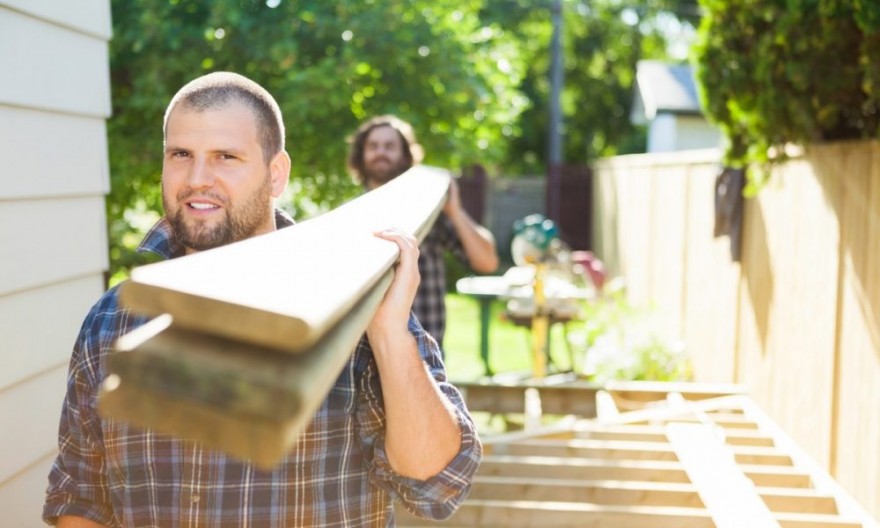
<box><xmin>568</xmin><ymin>287</ymin><xmax>693</xmax><ymax>383</ymax></box>
<box><xmin>692</xmin><ymin>0</ymin><xmax>880</xmax><ymax>192</ymax></box>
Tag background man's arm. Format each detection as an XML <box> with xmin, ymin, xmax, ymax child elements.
<box><xmin>444</xmin><ymin>178</ymin><xmax>499</xmax><ymax>273</ymax></box>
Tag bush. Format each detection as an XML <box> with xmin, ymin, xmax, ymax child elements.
<box><xmin>692</xmin><ymin>0</ymin><xmax>880</xmax><ymax>192</ymax></box>
<box><xmin>567</xmin><ymin>287</ymin><xmax>693</xmax><ymax>383</ymax></box>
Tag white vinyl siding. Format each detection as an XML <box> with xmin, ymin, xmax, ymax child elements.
<box><xmin>0</xmin><ymin>2</ymin><xmax>112</xmax><ymax>525</ymax></box>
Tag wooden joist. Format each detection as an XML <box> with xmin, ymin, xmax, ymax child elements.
<box><xmin>398</xmin><ymin>499</ymin><xmax>865</xmax><ymax>528</ymax></box>
<box><xmin>400</xmin><ymin>382</ymin><xmax>878</xmax><ymax>528</ymax></box>
<box><xmin>487</xmin><ymin>437</ymin><xmax>794</xmax><ymax>466</ymax></box>
<box><xmin>456</xmin><ymin>376</ymin><xmax>599</xmax><ymax>416</ymax></box>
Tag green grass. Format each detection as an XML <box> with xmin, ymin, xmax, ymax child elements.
<box><xmin>442</xmin><ymin>293</ymin><xmax>576</xmax><ymax>381</ymax></box>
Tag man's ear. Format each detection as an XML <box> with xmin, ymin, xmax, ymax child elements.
<box><xmin>269</xmin><ymin>150</ymin><xmax>291</xmax><ymax>198</ymax></box>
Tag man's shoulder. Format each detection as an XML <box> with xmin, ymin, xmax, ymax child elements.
<box><xmin>79</xmin><ymin>282</ymin><xmax>147</xmax><ymax>343</ymax></box>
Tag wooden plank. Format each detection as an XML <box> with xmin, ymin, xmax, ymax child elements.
<box><xmin>490</xmin><ymin>438</ymin><xmax>792</xmax><ymax>466</ymax></box>
<box><xmin>119</xmin><ymin>166</ymin><xmax>449</xmax><ymax>354</ymax></box>
<box><xmin>576</xmin><ymin>422</ymin><xmax>776</xmax><ymax>447</ymax></box>
<box><xmin>647</xmin><ymin>164</ymin><xmax>688</xmax><ymax>339</ymax></box>
<box><xmin>671</xmin><ymin>412</ymin><xmax>759</xmax><ymax>429</ymax></box>
<box><xmin>0</xmin><ymin>197</ymin><xmax>108</xmax><ymax>296</ymax></box>
<box><xmin>457</xmin><ymin>379</ymin><xmax>598</xmax><ymax>416</ymax></box>
<box><xmin>833</xmin><ymin>141</ymin><xmax>880</xmax><ymax>523</ymax></box>
<box><xmin>478</xmin><ymin>454</ymin><xmax>810</xmax><ymax>488</ymax></box>
<box><xmin>454</xmin><ymin>385</ymin><xmax>875</xmax><ymax>527</ymax></box>
<box><xmin>0</xmin><ymin>275</ymin><xmax>104</xmax><ymax>391</ymax></box>
<box><xmin>666</xmin><ymin>422</ymin><xmax>780</xmax><ymax>527</ymax></box>
<box><xmin>99</xmin><ymin>271</ymin><xmax>393</xmax><ymax>468</ymax></box>
<box><xmin>469</xmin><ymin>476</ymin><xmax>705</xmax><ymax>507</ymax></box>
<box><xmin>738</xmin><ymin>156</ymin><xmax>839</xmax><ymax>470</ymax></box>
<box><xmin>596</xmin><ymin>394</ymin><xmax>748</xmax><ymax>426</ymax></box>
<box><xmin>99</xmin><ymin>167</ymin><xmax>450</xmax><ymax>467</ymax></box>
<box><xmin>0</xmin><ymin>7</ymin><xmax>110</xmax><ymax>116</ymax></box>
<box><xmin>775</xmin><ymin>512</ymin><xmax>864</xmax><ymax>528</ymax></box>
<box><xmin>468</xmin><ymin>476</ymin><xmax>838</xmax><ymax>514</ymax></box>
<box><xmin>397</xmin><ymin>499</ymin><xmax>716</xmax><ymax>528</ymax></box>
<box><xmin>0</xmin><ymin>106</ymin><xmax>109</xmax><ymax>200</ymax></box>
<box><xmin>480</xmin><ymin>417</ymin><xmax>579</xmax><ymax>448</ymax></box>
<box><xmin>682</xmin><ymin>162</ymin><xmax>740</xmax><ymax>383</ymax></box>
<box><xmin>398</xmin><ymin>499</ymin><xmax>862</xmax><ymax>528</ymax></box>
<box><xmin>760</xmin><ymin>488</ymin><xmax>840</xmax><ymax>514</ymax></box>
<box><xmin>478</xmin><ymin>455</ymin><xmax>691</xmax><ymax>483</ymax></box>
<box><xmin>740</xmin><ymin>396</ymin><xmax>880</xmax><ymax>528</ymax></box>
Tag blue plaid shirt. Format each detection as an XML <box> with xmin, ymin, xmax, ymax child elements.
<box><xmin>44</xmin><ymin>211</ymin><xmax>481</xmax><ymax>527</ymax></box>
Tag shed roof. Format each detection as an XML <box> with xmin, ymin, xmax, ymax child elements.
<box><xmin>630</xmin><ymin>60</ymin><xmax>703</xmax><ymax>125</ymax></box>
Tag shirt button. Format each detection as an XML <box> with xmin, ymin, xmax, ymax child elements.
<box><xmin>191</xmin><ymin>494</ymin><xmax>200</xmax><ymax>503</ymax></box>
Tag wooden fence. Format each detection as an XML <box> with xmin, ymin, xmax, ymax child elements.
<box><xmin>593</xmin><ymin>141</ymin><xmax>880</xmax><ymax>520</ymax></box>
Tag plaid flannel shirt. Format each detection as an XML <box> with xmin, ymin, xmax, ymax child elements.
<box><xmin>43</xmin><ymin>211</ymin><xmax>481</xmax><ymax>527</ymax></box>
<box><xmin>412</xmin><ymin>215</ymin><xmax>467</xmax><ymax>348</ymax></box>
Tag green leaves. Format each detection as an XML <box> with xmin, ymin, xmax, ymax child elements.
<box><xmin>105</xmin><ymin>0</ymin><xmax>695</xmax><ymax>281</ymax></box>
<box><xmin>694</xmin><ymin>0</ymin><xmax>880</xmax><ymax>181</ymax></box>
<box><xmin>106</xmin><ymin>0</ymin><xmax>524</xmax><ymax>280</ymax></box>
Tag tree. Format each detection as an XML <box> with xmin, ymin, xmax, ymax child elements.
<box><xmin>479</xmin><ymin>0</ymin><xmax>695</xmax><ymax>175</ymax></box>
<box><xmin>693</xmin><ymin>0</ymin><xmax>880</xmax><ymax>192</ymax></box>
<box><xmin>107</xmin><ymin>0</ymin><xmax>527</xmax><ymax>281</ymax></box>
<box><xmin>106</xmin><ymin>0</ymin><xmax>700</xmax><ymax>281</ymax></box>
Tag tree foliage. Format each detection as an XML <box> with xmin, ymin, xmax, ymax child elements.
<box><xmin>107</xmin><ymin>0</ymin><xmax>528</xmax><ymax>280</ymax></box>
<box><xmin>482</xmin><ymin>0</ymin><xmax>690</xmax><ymax>174</ymax></box>
<box><xmin>106</xmin><ymin>0</ymin><xmax>693</xmax><ymax>280</ymax></box>
<box><xmin>693</xmin><ymin>0</ymin><xmax>880</xmax><ymax>191</ymax></box>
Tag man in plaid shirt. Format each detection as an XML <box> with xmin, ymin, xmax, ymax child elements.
<box><xmin>347</xmin><ymin>116</ymin><xmax>499</xmax><ymax>350</ymax></box>
<box><xmin>44</xmin><ymin>72</ymin><xmax>481</xmax><ymax>527</ymax></box>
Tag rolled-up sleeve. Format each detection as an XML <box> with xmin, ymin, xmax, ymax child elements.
<box><xmin>358</xmin><ymin>314</ymin><xmax>482</xmax><ymax>520</ymax></box>
<box><xmin>43</xmin><ymin>302</ymin><xmax>120</xmax><ymax>526</ymax></box>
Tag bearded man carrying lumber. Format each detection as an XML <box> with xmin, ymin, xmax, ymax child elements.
<box><xmin>43</xmin><ymin>72</ymin><xmax>481</xmax><ymax>527</ymax></box>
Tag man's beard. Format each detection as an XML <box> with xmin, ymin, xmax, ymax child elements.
<box><xmin>363</xmin><ymin>157</ymin><xmax>410</xmax><ymax>188</ymax></box>
<box><xmin>165</xmin><ymin>175</ymin><xmax>272</xmax><ymax>251</ymax></box>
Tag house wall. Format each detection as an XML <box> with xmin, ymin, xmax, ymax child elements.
<box><xmin>0</xmin><ymin>1</ymin><xmax>112</xmax><ymax>524</ymax></box>
<box><xmin>647</xmin><ymin>113</ymin><xmax>721</xmax><ymax>153</ymax></box>
<box><xmin>593</xmin><ymin>143</ymin><xmax>880</xmax><ymax>521</ymax></box>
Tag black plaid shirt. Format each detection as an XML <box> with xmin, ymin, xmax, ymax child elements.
<box><xmin>413</xmin><ymin>215</ymin><xmax>467</xmax><ymax>348</ymax></box>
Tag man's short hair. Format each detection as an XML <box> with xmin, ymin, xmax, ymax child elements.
<box><xmin>346</xmin><ymin>115</ymin><xmax>424</xmax><ymax>184</ymax></box>
<box><xmin>164</xmin><ymin>72</ymin><xmax>285</xmax><ymax>163</ymax></box>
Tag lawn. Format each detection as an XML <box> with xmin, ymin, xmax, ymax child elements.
<box><xmin>442</xmin><ymin>292</ymin><xmax>577</xmax><ymax>381</ymax></box>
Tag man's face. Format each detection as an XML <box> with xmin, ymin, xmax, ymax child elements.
<box><xmin>162</xmin><ymin>101</ymin><xmax>287</xmax><ymax>253</ymax></box>
<box><xmin>362</xmin><ymin>125</ymin><xmax>410</xmax><ymax>189</ymax></box>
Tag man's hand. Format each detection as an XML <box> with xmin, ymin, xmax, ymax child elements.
<box><xmin>441</xmin><ymin>176</ymin><xmax>499</xmax><ymax>274</ymax></box>
<box><xmin>368</xmin><ymin>228</ymin><xmax>420</xmax><ymax>337</ymax></box>
<box><xmin>443</xmin><ymin>177</ymin><xmax>462</xmax><ymax>217</ymax></box>
<box><xmin>365</xmin><ymin>227</ymin><xmax>462</xmax><ymax>480</ymax></box>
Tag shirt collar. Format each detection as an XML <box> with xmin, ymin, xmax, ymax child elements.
<box><xmin>136</xmin><ymin>208</ymin><xmax>296</xmax><ymax>260</ymax></box>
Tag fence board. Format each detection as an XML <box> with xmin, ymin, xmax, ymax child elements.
<box><xmin>683</xmin><ymin>162</ymin><xmax>740</xmax><ymax>382</ymax></box>
<box><xmin>594</xmin><ymin>142</ymin><xmax>880</xmax><ymax>519</ymax></box>
<box><xmin>832</xmin><ymin>142</ymin><xmax>880</xmax><ymax>517</ymax></box>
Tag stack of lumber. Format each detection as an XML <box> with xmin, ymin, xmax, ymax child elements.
<box><xmin>98</xmin><ymin>167</ymin><xmax>451</xmax><ymax>468</ymax></box>
<box><xmin>400</xmin><ymin>380</ymin><xmax>879</xmax><ymax>528</ymax></box>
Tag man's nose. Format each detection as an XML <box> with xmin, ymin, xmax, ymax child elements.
<box><xmin>187</xmin><ymin>157</ymin><xmax>215</xmax><ymax>188</ymax></box>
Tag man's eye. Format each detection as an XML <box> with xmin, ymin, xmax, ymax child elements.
<box><xmin>221</xmin><ymin>153</ymin><xmax>237</xmax><ymax>160</ymax></box>
<box><xmin>171</xmin><ymin>151</ymin><xmax>190</xmax><ymax>158</ymax></box>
